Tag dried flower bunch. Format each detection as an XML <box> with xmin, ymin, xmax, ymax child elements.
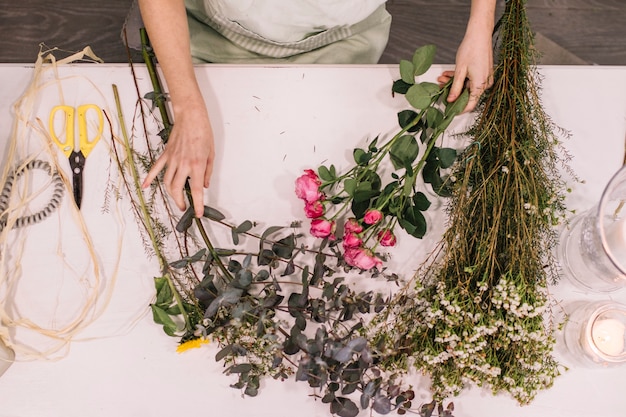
<box><xmin>370</xmin><ymin>0</ymin><xmax>569</xmax><ymax>405</ymax></box>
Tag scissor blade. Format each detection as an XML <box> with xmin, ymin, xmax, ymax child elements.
<box><xmin>68</xmin><ymin>151</ymin><xmax>85</xmax><ymax>209</ymax></box>
<box><xmin>72</xmin><ymin>169</ymin><xmax>83</xmax><ymax>209</ymax></box>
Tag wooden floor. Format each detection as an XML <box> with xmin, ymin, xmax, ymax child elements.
<box><xmin>0</xmin><ymin>0</ymin><xmax>625</xmax><ymax>65</ymax></box>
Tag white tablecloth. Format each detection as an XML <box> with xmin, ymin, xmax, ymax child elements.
<box><xmin>0</xmin><ymin>62</ymin><xmax>626</xmax><ymax>417</ymax></box>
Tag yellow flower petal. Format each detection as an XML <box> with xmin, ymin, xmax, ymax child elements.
<box><xmin>176</xmin><ymin>338</ymin><xmax>209</xmax><ymax>353</ymax></box>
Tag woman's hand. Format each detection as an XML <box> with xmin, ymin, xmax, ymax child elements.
<box><xmin>142</xmin><ymin>103</ymin><xmax>215</xmax><ymax>218</ymax></box>
<box><xmin>439</xmin><ymin>0</ymin><xmax>496</xmax><ymax>113</ymax></box>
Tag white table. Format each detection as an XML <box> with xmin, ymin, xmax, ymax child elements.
<box><xmin>0</xmin><ymin>62</ymin><xmax>626</xmax><ymax>417</ymax></box>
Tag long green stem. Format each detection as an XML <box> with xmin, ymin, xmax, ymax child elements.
<box><xmin>112</xmin><ymin>84</ymin><xmax>192</xmax><ymax>331</ymax></box>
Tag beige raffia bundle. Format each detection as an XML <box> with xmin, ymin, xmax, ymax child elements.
<box><xmin>0</xmin><ymin>47</ymin><xmax>140</xmax><ymax>363</ymax></box>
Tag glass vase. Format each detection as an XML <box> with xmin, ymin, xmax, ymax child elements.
<box><xmin>562</xmin><ymin>301</ymin><xmax>626</xmax><ymax>367</ymax></box>
<box><xmin>559</xmin><ymin>165</ymin><xmax>626</xmax><ymax>292</ymax></box>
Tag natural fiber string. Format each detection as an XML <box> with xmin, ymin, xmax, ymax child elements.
<box><xmin>0</xmin><ymin>46</ymin><xmax>136</xmax><ymax>361</ymax></box>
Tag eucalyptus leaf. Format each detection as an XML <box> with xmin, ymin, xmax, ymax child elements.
<box><xmin>331</xmin><ymin>397</ymin><xmax>359</xmax><ymax>417</ymax></box>
<box><xmin>372</xmin><ymin>396</ymin><xmax>392</xmax><ymax>415</ymax></box>
<box><xmin>235</xmin><ymin>220</ymin><xmax>253</xmax><ymax>234</ymax></box>
<box><xmin>202</xmin><ymin>205</ymin><xmax>226</xmax><ymax>221</ymax></box>
<box><xmin>175</xmin><ymin>207</ymin><xmax>194</xmax><ymax>232</ymax></box>
<box><xmin>272</xmin><ymin>234</ymin><xmax>295</xmax><ymax>259</ymax></box>
<box><xmin>215</xmin><ymin>344</ymin><xmax>233</xmax><ymax>362</ymax></box>
<box><xmin>412</xmin><ymin>44</ymin><xmax>436</xmax><ymax>76</ymax></box>
<box><xmin>228</xmin><ymin>363</ymin><xmax>253</xmax><ymax>374</ymax></box>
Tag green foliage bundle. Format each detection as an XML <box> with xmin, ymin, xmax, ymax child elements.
<box><xmin>370</xmin><ymin>0</ymin><xmax>569</xmax><ymax>405</ymax></box>
<box><xmin>119</xmin><ymin>31</ymin><xmax>469</xmax><ymax>417</ymax></box>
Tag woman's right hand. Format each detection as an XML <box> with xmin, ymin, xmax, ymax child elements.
<box><xmin>142</xmin><ymin>101</ymin><xmax>215</xmax><ymax>218</ymax></box>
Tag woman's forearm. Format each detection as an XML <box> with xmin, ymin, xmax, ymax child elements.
<box><xmin>137</xmin><ymin>0</ymin><xmax>205</xmax><ymax>113</ymax></box>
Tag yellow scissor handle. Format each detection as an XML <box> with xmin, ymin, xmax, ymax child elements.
<box><xmin>49</xmin><ymin>105</ymin><xmax>75</xmax><ymax>158</ymax></box>
<box><xmin>76</xmin><ymin>104</ymin><xmax>103</xmax><ymax>158</ymax></box>
<box><xmin>49</xmin><ymin>104</ymin><xmax>103</xmax><ymax>158</ymax></box>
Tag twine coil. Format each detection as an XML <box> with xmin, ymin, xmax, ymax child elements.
<box><xmin>0</xmin><ymin>159</ymin><xmax>64</xmax><ymax>231</ymax></box>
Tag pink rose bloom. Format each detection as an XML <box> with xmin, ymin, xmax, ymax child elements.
<box><xmin>344</xmin><ymin>218</ymin><xmax>363</xmax><ymax>234</ymax></box>
<box><xmin>342</xmin><ymin>232</ymin><xmax>362</xmax><ymax>249</ymax></box>
<box><xmin>363</xmin><ymin>209</ymin><xmax>383</xmax><ymax>225</ymax></box>
<box><xmin>377</xmin><ymin>229</ymin><xmax>397</xmax><ymax>247</ymax></box>
<box><xmin>310</xmin><ymin>219</ymin><xmax>335</xmax><ymax>238</ymax></box>
<box><xmin>295</xmin><ymin>169</ymin><xmax>323</xmax><ymax>203</ymax></box>
<box><xmin>304</xmin><ymin>200</ymin><xmax>324</xmax><ymax>219</ymax></box>
<box><xmin>344</xmin><ymin>247</ymin><xmax>382</xmax><ymax>270</ymax></box>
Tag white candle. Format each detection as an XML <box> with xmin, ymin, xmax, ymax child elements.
<box><xmin>591</xmin><ymin>318</ymin><xmax>626</xmax><ymax>357</ymax></box>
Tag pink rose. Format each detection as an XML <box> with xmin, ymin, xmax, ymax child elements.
<box><xmin>363</xmin><ymin>209</ymin><xmax>383</xmax><ymax>225</ymax></box>
<box><xmin>344</xmin><ymin>247</ymin><xmax>382</xmax><ymax>270</ymax></box>
<box><xmin>295</xmin><ymin>169</ymin><xmax>323</xmax><ymax>203</ymax></box>
<box><xmin>377</xmin><ymin>229</ymin><xmax>397</xmax><ymax>247</ymax></box>
<box><xmin>304</xmin><ymin>200</ymin><xmax>324</xmax><ymax>219</ymax></box>
<box><xmin>310</xmin><ymin>218</ymin><xmax>335</xmax><ymax>238</ymax></box>
<box><xmin>342</xmin><ymin>232</ymin><xmax>362</xmax><ymax>249</ymax></box>
<box><xmin>344</xmin><ymin>218</ymin><xmax>363</xmax><ymax>234</ymax></box>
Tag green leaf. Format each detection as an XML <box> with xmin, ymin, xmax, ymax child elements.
<box><xmin>261</xmin><ymin>225</ymin><xmax>283</xmax><ymax>240</ymax></box>
<box><xmin>154</xmin><ymin>277</ymin><xmax>173</xmax><ymax>305</ymax></box>
<box><xmin>399</xmin><ymin>60</ymin><xmax>415</xmax><ymax>84</ymax></box>
<box><xmin>318</xmin><ymin>165</ymin><xmax>334</xmax><ymax>181</ymax></box>
<box><xmin>425</xmin><ymin>107</ymin><xmax>444</xmax><ymax>128</ymax></box>
<box><xmin>344</xmin><ymin>178</ymin><xmax>357</xmax><ymax>196</ymax></box>
<box><xmin>273</xmin><ymin>234</ymin><xmax>295</xmax><ymax>259</ymax></box>
<box><xmin>392</xmin><ymin>79</ymin><xmax>411</xmax><ymax>95</ymax></box>
<box><xmin>353</xmin><ymin>181</ymin><xmax>379</xmax><ymax>203</ymax></box>
<box><xmin>406</xmin><ymin>83</ymin><xmax>434</xmax><ymax>109</ymax></box>
<box><xmin>353</xmin><ymin>148</ymin><xmax>371</xmax><ymax>166</ymax></box>
<box><xmin>412</xmin><ymin>45</ymin><xmax>436</xmax><ymax>76</ymax></box>
<box><xmin>389</xmin><ymin>135</ymin><xmax>419</xmax><ymax>170</ymax></box>
<box><xmin>397</xmin><ymin>110</ymin><xmax>422</xmax><ymax>133</ymax></box>
<box><xmin>202</xmin><ymin>206</ymin><xmax>226</xmax><ymax>221</ymax></box>
<box><xmin>175</xmin><ymin>207</ymin><xmax>195</xmax><ymax>232</ymax></box>
<box><xmin>422</xmin><ymin>160</ymin><xmax>439</xmax><ymax>185</ymax></box>
<box><xmin>401</xmin><ymin>207</ymin><xmax>427</xmax><ymax>238</ymax></box>
<box><xmin>331</xmin><ymin>397</ymin><xmax>359</xmax><ymax>417</ymax></box>
<box><xmin>151</xmin><ymin>304</ymin><xmax>178</xmax><ymax>335</ymax></box>
<box><xmin>235</xmin><ymin>220</ymin><xmax>253</xmax><ymax>234</ymax></box>
<box><xmin>413</xmin><ymin>192</ymin><xmax>431</xmax><ymax>211</ymax></box>
<box><xmin>228</xmin><ymin>363</ymin><xmax>253</xmax><ymax>374</ymax></box>
<box><xmin>437</xmin><ymin>147</ymin><xmax>457</xmax><ymax>168</ymax></box>
<box><xmin>215</xmin><ymin>344</ymin><xmax>233</xmax><ymax>362</ymax></box>
<box><xmin>445</xmin><ymin>88</ymin><xmax>470</xmax><ymax>117</ymax></box>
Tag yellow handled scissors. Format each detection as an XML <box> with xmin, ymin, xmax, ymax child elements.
<box><xmin>49</xmin><ymin>104</ymin><xmax>103</xmax><ymax>209</ymax></box>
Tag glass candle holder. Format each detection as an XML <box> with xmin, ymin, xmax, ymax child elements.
<box><xmin>562</xmin><ymin>301</ymin><xmax>626</xmax><ymax>367</ymax></box>
<box><xmin>559</xmin><ymin>165</ymin><xmax>626</xmax><ymax>292</ymax></box>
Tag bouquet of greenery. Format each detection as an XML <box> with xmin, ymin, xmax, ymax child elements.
<box><xmin>112</xmin><ymin>35</ymin><xmax>469</xmax><ymax>417</ymax></box>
